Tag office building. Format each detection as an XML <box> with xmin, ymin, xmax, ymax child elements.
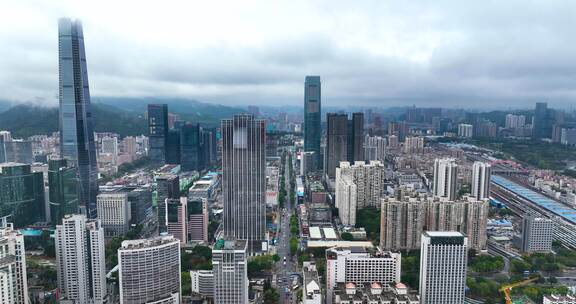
<box><xmin>325</xmin><ymin>113</ymin><xmax>349</xmax><ymax>180</ymax></box>
<box><xmin>471</xmin><ymin>161</ymin><xmax>491</xmax><ymax>200</ymax></box>
<box><xmin>404</xmin><ymin>136</ymin><xmax>424</xmax><ymax>154</ymax></box>
<box><xmin>457</xmin><ymin>124</ymin><xmax>473</xmax><ymax>138</ymax></box>
<box><xmin>96</xmin><ymin>190</ymin><xmax>132</xmax><ymax>237</ymax></box>
<box><xmin>127</xmin><ymin>187</ymin><xmax>153</xmax><ymax>226</ymax></box>
<box><xmin>55</xmin><ymin>214</ymin><xmax>106</xmax><ymax>303</ymax></box>
<box><xmin>58</xmin><ymin>18</ymin><xmax>99</xmax><ymax>218</ymax></box>
<box><xmin>213</xmin><ymin>239</ymin><xmax>249</xmax><ymax>304</ymax></box>
<box><xmin>190</xmin><ymin>270</ymin><xmax>214</xmax><ymax>298</ymax></box>
<box><xmin>347</xmin><ymin>112</ymin><xmax>364</xmax><ymax>162</ymax></box>
<box><xmin>1</xmin><ymin>140</ymin><xmax>33</xmax><ymax>164</ymax></box>
<box><xmin>303</xmin><ymin>262</ymin><xmax>322</xmax><ymax>304</ymax></box>
<box><xmin>0</xmin><ymin>163</ymin><xmax>45</xmax><ymax>227</ymax></box>
<box><xmin>521</xmin><ymin>215</ymin><xmax>553</xmax><ymax>253</ymax></box>
<box><xmin>0</xmin><ymin>220</ymin><xmax>29</xmax><ymax>304</ymax></box>
<box><xmin>326</xmin><ymin>247</ymin><xmax>401</xmax><ymax>303</ymax></box>
<box><xmin>118</xmin><ymin>236</ymin><xmax>181</xmax><ymax>304</ymax></box>
<box><xmin>48</xmin><ymin>159</ymin><xmax>79</xmax><ymax>225</ymax></box>
<box><xmin>221</xmin><ymin>114</ymin><xmax>267</xmax><ymax>253</ymax></box>
<box><xmin>156</xmin><ymin>174</ymin><xmax>180</xmax><ymax>233</ymax></box>
<box><xmin>380</xmin><ymin>197</ymin><xmax>426</xmax><ymax>251</ymax></box>
<box><xmin>419</xmin><ymin>231</ymin><xmax>467</xmax><ymax>304</ymax></box>
<box><xmin>432</xmin><ymin>158</ymin><xmax>458</xmax><ymax>201</ymax></box>
<box><xmin>165</xmin><ymin>129</ymin><xmax>181</xmax><ymax>165</ymax></box>
<box><xmin>188</xmin><ymin>199</ymin><xmax>208</xmax><ymax>243</ymax></box>
<box><xmin>364</xmin><ymin>135</ymin><xmax>386</xmax><ymax>161</ymax></box>
<box><xmin>304</xmin><ymin>76</ymin><xmax>322</xmax><ymax>170</ymax></box>
<box><xmin>533</xmin><ymin>102</ymin><xmax>551</xmax><ymax>139</ymax></box>
<box><xmin>148</xmin><ymin>104</ymin><xmax>169</xmax><ymax>164</ymax></box>
<box><xmin>300</xmin><ymin>151</ymin><xmax>316</xmax><ymax>176</ymax></box>
<box><xmin>166</xmin><ymin>197</ymin><xmax>188</xmax><ymax>244</ymax></box>
<box><xmin>180</xmin><ymin>122</ymin><xmax>201</xmax><ymax>172</ymax></box>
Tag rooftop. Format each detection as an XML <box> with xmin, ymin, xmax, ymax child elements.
<box><xmin>424</xmin><ymin>231</ymin><xmax>464</xmax><ymax>237</ymax></box>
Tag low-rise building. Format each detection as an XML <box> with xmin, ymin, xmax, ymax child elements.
<box><xmin>333</xmin><ymin>282</ymin><xmax>419</xmax><ymax>304</ymax></box>
<box><xmin>303</xmin><ymin>262</ymin><xmax>322</xmax><ymax>304</ymax></box>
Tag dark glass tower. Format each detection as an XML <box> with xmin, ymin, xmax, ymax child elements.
<box><xmin>221</xmin><ymin>114</ymin><xmax>266</xmax><ymax>253</ymax></box>
<box><xmin>58</xmin><ymin>18</ymin><xmax>98</xmax><ymax>218</ymax></box>
<box><xmin>180</xmin><ymin>123</ymin><xmax>201</xmax><ymax>172</ymax></box>
<box><xmin>48</xmin><ymin>159</ymin><xmax>80</xmax><ymax>225</ymax></box>
<box><xmin>533</xmin><ymin>102</ymin><xmax>551</xmax><ymax>139</ymax></box>
<box><xmin>165</xmin><ymin>129</ymin><xmax>181</xmax><ymax>165</ymax></box>
<box><xmin>148</xmin><ymin>104</ymin><xmax>169</xmax><ymax>163</ymax></box>
<box><xmin>304</xmin><ymin>76</ymin><xmax>321</xmax><ymax>170</ymax></box>
<box><xmin>347</xmin><ymin>112</ymin><xmax>364</xmax><ymax>162</ymax></box>
<box><xmin>0</xmin><ymin>163</ymin><xmax>45</xmax><ymax>227</ymax></box>
<box><xmin>325</xmin><ymin>113</ymin><xmax>348</xmax><ymax>180</ymax></box>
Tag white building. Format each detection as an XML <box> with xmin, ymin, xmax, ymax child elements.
<box><xmin>337</xmin><ymin>161</ymin><xmax>385</xmax><ymax>209</ymax></box>
<box><xmin>300</xmin><ymin>151</ymin><xmax>317</xmax><ymax>176</ymax></box>
<box><xmin>404</xmin><ymin>136</ymin><xmax>424</xmax><ymax>154</ymax></box>
<box><xmin>118</xmin><ymin>235</ymin><xmax>181</xmax><ymax>304</ymax></box>
<box><xmin>0</xmin><ymin>220</ymin><xmax>29</xmax><ymax>304</ymax></box>
<box><xmin>55</xmin><ymin>214</ymin><xmax>106</xmax><ymax>304</ymax></box>
<box><xmin>432</xmin><ymin>158</ymin><xmax>458</xmax><ymax>201</ymax></box>
<box><xmin>97</xmin><ymin>190</ymin><xmax>132</xmax><ymax>237</ymax></box>
<box><xmin>213</xmin><ymin>239</ymin><xmax>249</xmax><ymax>304</ymax></box>
<box><xmin>364</xmin><ymin>135</ymin><xmax>386</xmax><ymax>161</ymax></box>
<box><xmin>303</xmin><ymin>262</ymin><xmax>322</xmax><ymax>304</ymax></box>
<box><xmin>471</xmin><ymin>161</ymin><xmax>491</xmax><ymax>200</ymax></box>
<box><xmin>457</xmin><ymin>124</ymin><xmax>473</xmax><ymax>138</ymax></box>
<box><xmin>326</xmin><ymin>247</ymin><xmax>401</xmax><ymax>304</ymax></box>
<box><xmin>543</xmin><ymin>294</ymin><xmax>576</xmax><ymax>304</ymax></box>
<box><xmin>190</xmin><ymin>270</ymin><xmax>214</xmax><ymax>298</ymax></box>
<box><xmin>419</xmin><ymin>231</ymin><xmax>467</xmax><ymax>304</ymax></box>
<box><xmin>505</xmin><ymin>114</ymin><xmax>526</xmax><ymax>129</ymax></box>
<box><xmin>521</xmin><ymin>215</ymin><xmax>554</xmax><ymax>253</ymax></box>
<box><xmin>335</xmin><ymin>173</ymin><xmax>357</xmax><ymax>226</ymax></box>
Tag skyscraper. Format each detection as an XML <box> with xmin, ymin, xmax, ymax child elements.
<box><xmin>167</xmin><ymin>197</ymin><xmax>188</xmax><ymax>244</ymax></box>
<box><xmin>118</xmin><ymin>236</ymin><xmax>181</xmax><ymax>304</ymax></box>
<box><xmin>432</xmin><ymin>158</ymin><xmax>458</xmax><ymax>201</ymax></box>
<box><xmin>325</xmin><ymin>113</ymin><xmax>348</xmax><ymax>180</ymax></box>
<box><xmin>58</xmin><ymin>18</ymin><xmax>99</xmax><ymax>218</ymax></box>
<box><xmin>471</xmin><ymin>161</ymin><xmax>491</xmax><ymax>200</ymax></box>
<box><xmin>156</xmin><ymin>174</ymin><xmax>180</xmax><ymax>233</ymax></box>
<box><xmin>55</xmin><ymin>214</ymin><xmax>106</xmax><ymax>303</ymax></box>
<box><xmin>347</xmin><ymin>112</ymin><xmax>364</xmax><ymax>162</ymax></box>
<box><xmin>188</xmin><ymin>199</ymin><xmax>209</xmax><ymax>243</ymax></box>
<box><xmin>213</xmin><ymin>239</ymin><xmax>249</xmax><ymax>304</ymax></box>
<box><xmin>148</xmin><ymin>104</ymin><xmax>169</xmax><ymax>164</ymax></box>
<box><xmin>221</xmin><ymin>114</ymin><xmax>266</xmax><ymax>253</ymax></box>
<box><xmin>521</xmin><ymin>215</ymin><xmax>553</xmax><ymax>253</ymax></box>
<box><xmin>180</xmin><ymin>122</ymin><xmax>201</xmax><ymax>172</ymax></box>
<box><xmin>380</xmin><ymin>197</ymin><xmax>426</xmax><ymax>251</ymax></box>
<box><xmin>304</xmin><ymin>76</ymin><xmax>322</xmax><ymax>170</ymax></box>
<box><xmin>419</xmin><ymin>231</ymin><xmax>467</xmax><ymax>304</ymax></box>
<box><xmin>0</xmin><ymin>219</ymin><xmax>29</xmax><ymax>304</ymax></box>
<box><xmin>165</xmin><ymin>129</ymin><xmax>181</xmax><ymax>165</ymax></box>
<box><xmin>0</xmin><ymin>163</ymin><xmax>45</xmax><ymax>227</ymax></box>
<box><xmin>533</xmin><ymin>102</ymin><xmax>551</xmax><ymax>139</ymax></box>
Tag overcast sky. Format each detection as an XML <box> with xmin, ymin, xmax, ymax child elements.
<box><xmin>2</xmin><ymin>0</ymin><xmax>576</xmax><ymax>109</ymax></box>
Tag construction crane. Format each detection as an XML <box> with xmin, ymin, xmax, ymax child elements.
<box><xmin>499</xmin><ymin>277</ymin><xmax>539</xmax><ymax>304</ymax></box>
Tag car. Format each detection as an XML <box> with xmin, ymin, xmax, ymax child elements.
<box><xmin>283</xmin><ymin>261</ymin><xmax>286</xmax><ymax>266</ymax></box>
<box><xmin>283</xmin><ymin>256</ymin><xmax>287</xmax><ymax>261</ymax></box>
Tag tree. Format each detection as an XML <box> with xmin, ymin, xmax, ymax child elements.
<box><xmin>290</xmin><ymin>237</ymin><xmax>298</xmax><ymax>255</ymax></box>
<box><xmin>340</xmin><ymin>232</ymin><xmax>353</xmax><ymax>241</ymax></box>
<box><xmin>272</xmin><ymin>254</ymin><xmax>281</xmax><ymax>263</ymax></box>
<box><xmin>263</xmin><ymin>288</ymin><xmax>279</xmax><ymax>304</ymax></box>
<box><xmin>181</xmin><ymin>272</ymin><xmax>191</xmax><ymax>296</ymax></box>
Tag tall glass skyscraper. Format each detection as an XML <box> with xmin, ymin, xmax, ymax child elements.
<box><xmin>304</xmin><ymin>76</ymin><xmax>321</xmax><ymax>170</ymax></box>
<box><xmin>58</xmin><ymin>18</ymin><xmax>98</xmax><ymax>218</ymax></box>
<box><xmin>48</xmin><ymin>159</ymin><xmax>79</xmax><ymax>225</ymax></box>
<box><xmin>180</xmin><ymin>122</ymin><xmax>201</xmax><ymax>172</ymax></box>
<box><xmin>221</xmin><ymin>114</ymin><xmax>266</xmax><ymax>254</ymax></box>
<box><xmin>0</xmin><ymin>163</ymin><xmax>45</xmax><ymax>227</ymax></box>
<box><xmin>148</xmin><ymin>104</ymin><xmax>169</xmax><ymax>163</ymax></box>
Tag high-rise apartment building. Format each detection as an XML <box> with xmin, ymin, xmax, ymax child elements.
<box><xmin>55</xmin><ymin>214</ymin><xmax>106</xmax><ymax>303</ymax></box>
<box><xmin>304</xmin><ymin>76</ymin><xmax>322</xmax><ymax>170</ymax></box>
<box><xmin>347</xmin><ymin>112</ymin><xmax>364</xmax><ymax>163</ymax></box>
<box><xmin>188</xmin><ymin>199</ymin><xmax>208</xmax><ymax>243</ymax></box>
<box><xmin>457</xmin><ymin>124</ymin><xmax>473</xmax><ymax>138</ymax></box>
<box><xmin>363</xmin><ymin>135</ymin><xmax>386</xmax><ymax>161</ymax></box>
<box><xmin>0</xmin><ymin>220</ymin><xmax>29</xmax><ymax>304</ymax></box>
<box><xmin>213</xmin><ymin>239</ymin><xmax>249</xmax><ymax>304</ymax></box>
<box><xmin>419</xmin><ymin>231</ymin><xmax>467</xmax><ymax>304</ymax></box>
<box><xmin>58</xmin><ymin>18</ymin><xmax>99</xmax><ymax>218</ymax></box>
<box><xmin>221</xmin><ymin>114</ymin><xmax>266</xmax><ymax>254</ymax></box>
<box><xmin>118</xmin><ymin>236</ymin><xmax>181</xmax><ymax>304</ymax></box>
<box><xmin>432</xmin><ymin>158</ymin><xmax>458</xmax><ymax>201</ymax></box>
<box><xmin>505</xmin><ymin>114</ymin><xmax>526</xmax><ymax>129</ymax></box>
<box><xmin>471</xmin><ymin>161</ymin><xmax>491</xmax><ymax>200</ymax></box>
<box><xmin>335</xmin><ymin>172</ymin><xmax>357</xmax><ymax>226</ymax></box>
<box><xmin>404</xmin><ymin>136</ymin><xmax>424</xmax><ymax>154</ymax></box>
<box><xmin>0</xmin><ymin>163</ymin><xmax>45</xmax><ymax>227</ymax></box>
<box><xmin>96</xmin><ymin>189</ymin><xmax>132</xmax><ymax>237</ymax></box>
<box><xmin>48</xmin><ymin>159</ymin><xmax>79</xmax><ymax>225</ymax></box>
<box><xmin>380</xmin><ymin>197</ymin><xmax>426</xmax><ymax>251</ymax></box>
<box><xmin>521</xmin><ymin>215</ymin><xmax>553</xmax><ymax>253</ymax></box>
<box><xmin>148</xmin><ymin>104</ymin><xmax>169</xmax><ymax>164</ymax></box>
<box><xmin>325</xmin><ymin>247</ymin><xmax>401</xmax><ymax>304</ymax></box>
<box><xmin>325</xmin><ymin>113</ymin><xmax>348</xmax><ymax>180</ymax></box>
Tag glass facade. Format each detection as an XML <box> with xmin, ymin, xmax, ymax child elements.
<box><xmin>58</xmin><ymin>18</ymin><xmax>98</xmax><ymax>218</ymax></box>
<box><xmin>304</xmin><ymin>76</ymin><xmax>322</xmax><ymax>169</ymax></box>
<box><xmin>0</xmin><ymin>163</ymin><xmax>45</xmax><ymax>227</ymax></box>
<box><xmin>165</xmin><ymin>129</ymin><xmax>181</xmax><ymax>165</ymax></box>
<box><xmin>147</xmin><ymin>104</ymin><xmax>168</xmax><ymax>163</ymax></box>
<box><xmin>180</xmin><ymin>123</ymin><xmax>200</xmax><ymax>172</ymax></box>
<box><xmin>48</xmin><ymin>159</ymin><xmax>79</xmax><ymax>225</ymax></box>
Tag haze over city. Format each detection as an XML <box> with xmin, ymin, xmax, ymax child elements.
<box><xmin>2</xmin><ymin>0</ymin><xmax>576</xmax><ymax>108</ymax></box>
